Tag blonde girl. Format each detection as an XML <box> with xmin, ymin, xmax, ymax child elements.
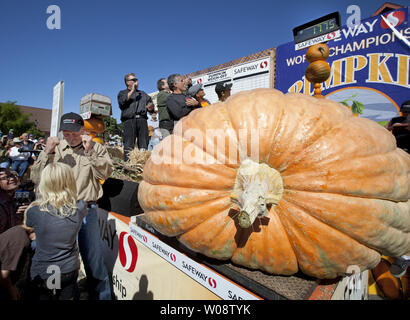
<box><xmin>26</xmin><ymin>162</ymin><xmax>87</xmax><ymax>300</ymax></box>
<box><xmin>31</xmin><ymin>161</ymin><xmax>78</xmax><ymax>217</ymax></box>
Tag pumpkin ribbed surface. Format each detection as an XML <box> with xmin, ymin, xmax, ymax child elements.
<box><xmin>138</xmin><ymin>88</ymin><xmax>410</xmax><ymax>279</ymax></box>
<box><xmin>305</xmin><ymin>60</ymin><xmax>331</xmax><ymax>83</ymax></box>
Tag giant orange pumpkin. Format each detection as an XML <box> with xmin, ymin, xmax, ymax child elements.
<box><xmin>138</xmin><ymin>89</ymin><xmax>410</xmax><ymax>279</ymax></box>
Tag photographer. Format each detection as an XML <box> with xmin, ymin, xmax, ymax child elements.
<box><xmin>385</xmin><ymin>100</ymin><xmax>410</xmax><ymax>153</ymax></box>
<box><xmin>9</xmin><ymin>138</ymin><xmax>31</xmax><ymax>178</ymax></box>
<box><xmin>34</xmin><ymin>137</ymin><xmax>45</xmax><ymax>151</ymax></box>
<box><xmin>33</xmin><ymin>137</ymin><xmax>46</xmax><ymax>161</ymax></box>
<box><xmin>21</xmin><ymin>133</ymin><xmax>36</xmax><ymax>165</ymax></box>
<box><xmin>0</xmin><ymin>168</ymin><xmax>33</xmax><ymax>300</ymax></box>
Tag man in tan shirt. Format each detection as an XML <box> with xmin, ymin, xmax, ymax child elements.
<box><xmin>31</xmin><ymin>112</ymin><xmax>113</xmax><ymax>300</ymax></box>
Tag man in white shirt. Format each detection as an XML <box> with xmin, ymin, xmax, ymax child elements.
<box><xmin>9</xmin><ymin>138</ymin><xmax>30</xmax><ymax>178</ymax></box>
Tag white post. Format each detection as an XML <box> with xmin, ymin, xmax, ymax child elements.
<box><xmin>50</xmin><ymin>81</ymin><xmax>64</xmax><ymax>137</ymax></box>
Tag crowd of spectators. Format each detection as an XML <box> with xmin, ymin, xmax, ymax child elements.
<box><xmin>1</xmin><ymin>112</ymin><xmax>113</xmax><ymax>300</ymax></box>
<box><xmin>117</xmin><ymin>72</ymin><xmax>233</xmax><ymax>160</ymax></box>
<box><xmin>0</xmin><ymin>133</ymin><xmax>46</xmax><ymax>180</ymax></box>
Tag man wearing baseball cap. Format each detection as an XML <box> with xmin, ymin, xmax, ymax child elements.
<box><xmin>215</xmin><ymin>82</ymin><xmax>233</xmax><ymax>102</ymax></box>
<box><xmin>30</xmin><ymin>112</ymin><xmax>113</xmax><ymax>300</ymax></box>
<box><xmin>188</xmin><ymin>84</ymin><xmax>211</xmax><ymax>107</ymax></box>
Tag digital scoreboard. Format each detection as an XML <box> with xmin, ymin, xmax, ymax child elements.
<box><xmin>293</xmin><ymin>12</ymin><xmax>341</xmax><ymax>50</ymax></box>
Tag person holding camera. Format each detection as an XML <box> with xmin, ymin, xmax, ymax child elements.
<box><xmin>385</xmin><ymin>100</ymin><xmax>410</xmax><ymax>154</ymax></box>
<box><xmin>9</xmin><ymin>138</ymin><xmax>31</xmax><ymax>178</ymax></box>
<box><xmin>0</xmin><ymin>168</ymin><xmax>33</xmax><ymax>300</ymax></box>
<box><xmin>30</xmin><ymin>112</ymin><xmax>113</xmax><ymax>300</ymax></box>
<box><xmin>34</xmin><ymin>137</ymin><xmax>45</xmax><ymax>151</ymax></box>
<box><xmin>21</xmin><ymin>133</ymin><xmax>36</xmax><ymax>165</ymax></box>
<box><xmin>33</xmin><ymin>137</ymin><xmax>46</xmax><ymax>161</ymax></box>
<box><xmin>118</xmin><ymin>73</ymin><xmax>153</xmax><ymax>161</ymax></box>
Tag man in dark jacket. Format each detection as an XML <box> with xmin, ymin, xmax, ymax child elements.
<box><xmin>165</xmin><ymin>74</ymin><xmax>200</xmax><ymax>134</ymax></box>
<box><xmin>118</xmin><ymin>73</ymin><xmax>153</xmax><ymax>160</ymax></box>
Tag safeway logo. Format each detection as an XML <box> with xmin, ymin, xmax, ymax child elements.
<box><xmin>260</xmin><ymin>61</ymin><xmax>268</xmax><ymax>69</ymax></box>
<box><xmin>170</xmin><ymin>253</ymin><xmax>176</xmax><ymax>262</ymax></box>
<box><xmin>197</xmin><ymin>78</ymin><xmax>203</xmax><ymax>84</ymax></box>
<box><xmin>142</xmin><ymin>235</ymin><xmax>147</xmax><ymax>243</ymax></box>
<box><xmin>208</xmin><ymin>277</ymin><xmax>217</xmax><ymax>288</ymax></box>
<box><xmin>381</xmin><ymin>11</ymin><xmax>405</xmax><ymax>28</ymax></box>
<box><xmin>327</xmin><ymin>31</ymin><xmax>337</xmax><ymax>40</ymax></box>
<box><xmin>118</xmin><ymin>232</ymin><xmax>138</xmax><ymax>272</ymax></box>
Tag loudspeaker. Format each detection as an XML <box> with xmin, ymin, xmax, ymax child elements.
<box><xmin>98</xmin><ymin>178</ymin><xmax>143</xmax><ymax>217</ymax></box>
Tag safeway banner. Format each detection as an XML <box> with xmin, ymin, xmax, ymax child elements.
<box><xmin>192</xmin><ymin>57</ymin><xmax>270</xmax><ymax>86</ymax></box>
<box><xmin>275</xmin><ymin>7</ymin><xmax>410</xmax><ymax>123</ymax></box>
<box><xmin>129</xmin><ymin>222</ymin><xmax>261</xmax><ymax>300</ymax></box>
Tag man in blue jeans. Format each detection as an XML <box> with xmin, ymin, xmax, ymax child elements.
<box><xmin>30</xmin><ymin>113</ymin><xmax>113</xmax><ymax>300</ymax></box>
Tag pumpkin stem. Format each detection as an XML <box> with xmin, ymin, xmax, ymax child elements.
<box><xmin>318</xmin><ymin>46</ymin><xmax>325</xmax><ymax>57</ymax></box>
<box><xmin>231</xmin><ymin>159</ymin><xmax>283</xmax><ymax>229</ymax></box>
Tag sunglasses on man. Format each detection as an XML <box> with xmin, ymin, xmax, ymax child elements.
<box><xmin>128</xmin><ymin>78</ymin><xmax>138</xmax><ymax>82</ymax></box>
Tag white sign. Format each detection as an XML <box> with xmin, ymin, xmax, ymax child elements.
<box><xmin>129</xmin><ymin>222</ymin><xmax>261</xmax><ymax>300</ymax></box>
<box><xmin>50</xmin><ymin>81</ymin><xmax>64</xmax><ymax>137</ymax></box>
<box><xmin>233</xmin><ymin>58</ymin><xmax>270</xmax><ymax>78</ymax></box>
<box><xmin>204</xmin><ymin>68</ymin><xmax>232</xmax><ymax>85</ymax></box>
<box><xmin>189</xmin><ymin>57</ymin><xmax>272</xmax><ymax>104</ymax></box>
<box><xmin>295</xmin><ymin>30</ymin><xmax>341</xmax><ymax>50</ymax></box>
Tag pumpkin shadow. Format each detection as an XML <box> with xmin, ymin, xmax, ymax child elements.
<box><xmin>228</xmin><ymin>207</ymin><xmax>270</xmax><ymax>248</ymax></box>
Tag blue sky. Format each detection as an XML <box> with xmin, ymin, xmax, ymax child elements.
<box><xmin>0</xmin><ymin>0</ymin><xmax>408</xmax><ymax>122</ymax></box>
